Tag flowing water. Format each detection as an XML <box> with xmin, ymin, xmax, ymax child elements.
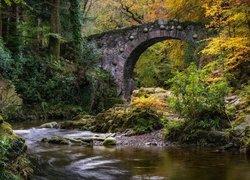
<box><xmin>13</xmin><ymin>121</ymin><xmax>250</xmax><ymax>180</ymax></box>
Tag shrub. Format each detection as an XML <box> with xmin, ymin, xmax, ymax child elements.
<box><xmin>131</xmin><ymin>96</ymin><xmax>166</xmax><ymax>113</ymax></box>
<box><xmin>168</xmin><ymin>63</ymin><xmax>228</xmax><ymax>121</ymax></box>
<box><xmin>0</xmin><ymin>136</ymin><xmax>12</xmax><ymax>161</ymax></box>
<box><xmin>162</xmin><ymin>118</ymin><xmax>185</xmax><ymax>137</ymax></box>
<box><xmin>0</xmin><ymin>39</ymin><xmax>13</xmax><ymax>77</ymax></box>
<box><xmin>0</xmin><ymin>84</ymin><xmax>22</xmax><ymax>119</ymax></box>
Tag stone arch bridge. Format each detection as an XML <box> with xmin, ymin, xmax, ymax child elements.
<box><xmin>87</xmin><ymin>19</ymin><xmax>203</xmax><ymax>100</ymax></box>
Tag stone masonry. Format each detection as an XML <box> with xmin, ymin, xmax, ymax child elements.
<box><xmin>87</xmin><ymin>19</ymin><xmax>203</xmax><ymax>100</ymax></box>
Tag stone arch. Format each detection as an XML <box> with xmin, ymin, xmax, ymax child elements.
<box><xmin>87</xmin><ymin>19</ymin><xmax>202</xmax><ymax>100</ymax></box>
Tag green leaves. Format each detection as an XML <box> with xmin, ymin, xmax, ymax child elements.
<box><xmin>168</xmin><ymin>63</ymin><xmax>228</xmax><ymax>121</ymax></box>
<box><xmin>0</xmin><ymin>0</ymin><xmax>23</xmax><ymax>7</ymax></box>
<box><xmin>0</xmin><ymin>136</ymin><xmax>11</xmax><ymax>161</ymax></box>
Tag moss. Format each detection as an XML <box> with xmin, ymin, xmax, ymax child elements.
<box><xmin>41</xmin><ymin>137</ymin><xmax>70</xmax><ymax>145</ymax></box>
<box><xmin>163</xmin><ymin>119</ymin><xmax>185</xmax><ymax>137</ymax></box>
<box><xmin>93</xmin><ymin>106</ymin><xmax>163</xmax><ymax>134</ymax></box>
<box><xmin>0</xmin><ymin>122</ymin><xmax>15</xmax><ymax>136</ymax></box>
<box><xmin>59</xmin><ymin>115</ymin><xmax>95</xmax><ymax>130</ymax></box>
<box><xmin>166</xmin><ymin>120</ymin><xmax>228</xmax><ymax>146</ymax></box>
<box><xmin>103</xmin><ymin>137</ymin><xmax>116</xmax><ymax>146</ymax></box>
<box><xmin>0</xmin><ymin>169</ymin><xmax>21</xmax><ymax>180</ymax></box>
<box><xmin>243</xmin><ymin>138</ymin><xmax>250</xmax><ymax>155</ymax></box>
<box><xmin>40</xmin><ymin>137</ymin><xmax>93</xmax><ymax>146</ymax></box>
<box><xmin>12</xmin><ymin>155</ymin><xmax>33</xmax><ymax>179</ymax></box>
<box><xmin>0</xmin><ymin>121</ymin><xmax>33</xmax><ymax>179</ymax></box>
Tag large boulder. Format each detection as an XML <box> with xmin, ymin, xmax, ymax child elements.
<box><xmin>93</xmin><ymin>106</ymin><xmax>164</xmax><ymax>134</ymax></box>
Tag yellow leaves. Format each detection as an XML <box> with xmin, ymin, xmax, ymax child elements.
<box><xmin>206</xmin><ymin>77</ymin><xmax>224</xmax><ymax>83</ymax></box>
<box><xmin>166</xmin><ymin>0</ymin><xmax>204</xmax><ymax>22</ymax></box>
<box><xmin>131</xmin><ymin>96</ymin><xmax>166</xmax><ymax>112</ymax></box>
<box><xmin>201</xmin><ymin>35</ymin><xmax>250</xmax><ymax>77</ymax></box>
<box><xmin>202</xmin><ymin>37</ymin><xmax>250</xmax><ymax>55</ymax></box>
<box><xmin>167</xmin><ymin>40</ymin><xmax>187</xmax><ymax>69</ymax></box>
<box><xmin>131</xmin><ymin>88</ymin><xmax>170</xmax><ymax>113</ymax></box>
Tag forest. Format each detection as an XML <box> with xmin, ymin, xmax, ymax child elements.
<box><xmin>0</xmin><ymin>0</ymin><xmax>249</xmax><ymax>179</ymax></box>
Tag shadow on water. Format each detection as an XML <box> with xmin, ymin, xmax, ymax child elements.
<box><xmin>13</xmin><ymin>121</ymin><xmax>250</xmax><ymax>180</ymax></box>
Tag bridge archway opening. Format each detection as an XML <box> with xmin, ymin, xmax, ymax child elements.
<box><xmin>123</xmin><ymin>38</ymin><xmax>187</xmax><ymax>100</ymax></box>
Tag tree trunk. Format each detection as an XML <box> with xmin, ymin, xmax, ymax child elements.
<box><xmin>7</xmin><ymin>4</ymin><xmax>20</xmax><ymax>54</ymax></box>
<box><xmin>0</xmin><ymin>7</ymin><xmax>2</xmax><ymax>38</ymax></box>
<box><xmin>2</xmin><ymin>7</ymin><xmax>8</xmax><ymax>42</ymax></box>
<box><xmin>37</xmin><ymin>17</ymin><xmax>42</xmax><ymax>46</ymax></box>
<box><xmin>70</xmin><ymin>0</ymin><xmax>83</xmax><ymax>59</ymax></box>
<box><xmin>49</xmin><ymin>0</ymin><xmax>61</xmax><ymax>61</ymax></box>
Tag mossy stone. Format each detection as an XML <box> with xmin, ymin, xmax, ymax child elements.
<box><xmin>103</xmin><ymin>137</ymin><xmax>116</xmax><ymax>146</ymax></box>
<box><xmin>41</xmin><ymin>137</ymin><xmax>70</xmax><ymax>145</ymax></box>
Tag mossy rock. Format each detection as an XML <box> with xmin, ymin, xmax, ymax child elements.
<box><xmin>40</xmin><ymin>137</ymin><xmax>70</xmax><ymax>145</ymax></box>
<box><xmin>166</xmin><ymin>120</ymin><xmax>228</xmax><ymax>146</ymax></box>
<box><xmin>103</xmin><ymin>137</ymin><xmax>116</xmax><ymax>146</ymax></box>
<box><xmin>40</xmin><ymin>137</ymin><xmax>93</xmax><ymax>146</ymax></box>
<box><xmin>0</xmin><ymin>122</ymin><xmax>33</xmax><ymax>179</ymax></box>
<box><xmin>59</xmin><ymin>116</ymin><xmax>95</xmax><ymax>130</ymax></box>
<box><xmin>40</xmin><ymin>122</ymin><xmax>59</xmax><ymax>128</ymax></box>
<box><xmin>93</xmin><ymin>106</ymin><xmax>163</xmax><ymax>134</ymax></box>
<box><xmin>0</xmin><ymin>122</ymin><xmax>14</xmax><ymax>136</ymax></box>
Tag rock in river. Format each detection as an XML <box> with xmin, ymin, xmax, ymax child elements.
<box><xmin>103</xmin><ymin>137</ymin><xmax>116</xmax><ymax>146</ymax></box>
<box><xmin>40</xmin><ymin>121</ymin><xmax>59</xmax><ymax>128</ymax></box>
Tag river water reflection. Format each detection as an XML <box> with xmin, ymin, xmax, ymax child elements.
<box><xmin>13</xmin><ymin>123</ymin><xmax>250</xmax><ymax>180</ymax></box>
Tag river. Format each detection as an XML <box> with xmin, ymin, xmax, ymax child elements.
<box><xmin>12</xmin><ymin>121</ymin><xmax>250</xmax><ymax>180</ymax></box>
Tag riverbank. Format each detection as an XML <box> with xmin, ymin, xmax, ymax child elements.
<box><xmin>9</xmin><ymin>87</ymin><xmax>250</xmax><ymax>155</ymax></box>
<box><xmin>0</xmin><ymin>117</ymin><xmax>33</xmax><ymax>179</ymax></box>
<box><xmin>13</xmin><ymin>125</ymin><xmax>250</xmax><ymax>180</ymax></box>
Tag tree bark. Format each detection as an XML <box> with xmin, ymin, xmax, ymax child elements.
<box><xmin>2</xmin><ymin>8</ymin><xmax>8</xmax><ymax>42</ymax></box>
<box><xmin>37</xmin><ymin>17</ymin><xmax>42</xmax><ymax>46</ymax></box>
<box><xmin>70</xmin><ymin>0</ymin><xmax>83</xmax><ymax>58</ymax></box>
<box><xmin>0</xmin><ymin>7</ymin><xmax>2</xmax><ymax>38</ymax></box>
<box><xmin>49</xmin><ymin>0</ymin><xmax>61</xmax><ymax>61</ymax></box>
<box><xmin>7</xmin><ymin>4</ymin><xmax>20</xmax><ymax>54</ymax></box>
<box><xmin>70</xmin><ymin>0</ymin><xmax>82</xmax><ymax>43</ymax></box>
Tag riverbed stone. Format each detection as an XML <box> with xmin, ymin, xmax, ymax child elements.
<box><xmin>93</xmin><ymin>105</ymin><xmax>163</xmax><ymax>134</ymax></box>
<box><xmin>59</xmin><ymin>116</ymin><xmax>95</xmax><ymax>130</ymax></box>
<box><xmin>40</xmin><ymin>137</ymin><xmax>94</xmax><ymax>146</ymax></box>
<box><xmin>103</xmin><ymin>137</ymin><xmax>116</xmax><ymax>146</ymax></box>
<box><xmin>41</xmin><ymin>137</ymin><xmax>70</xmax><ymax>145</ymax></box>
<box><xmin>40</xmin><ymin>121</ymin><xmax>59</xmax><ymax>128</ymax></box>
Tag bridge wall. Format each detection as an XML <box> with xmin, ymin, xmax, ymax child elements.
<box><xmin>87</xmin><ymin>19</ymin><xmax>203</xmax><ymax>100</ymax></box>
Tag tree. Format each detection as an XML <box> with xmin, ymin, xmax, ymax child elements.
<box><xmin>70</xmin><ymin>0</ymin><xmax>82</xmax><ymax>46</ymax></box>
<box><xmin>0</xmin><ymin>5</ymin><xmax>2</xmax><ymax>37</ymax></box>
<box><xmin>49</xmin><ymin>0</ymin><xmax>61</xmax><ymax>61</ymax></box>
<box><xmin>201</xmin><ymin>0</ymin><xmax>250</xmax><ymax>84</ymax></box>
